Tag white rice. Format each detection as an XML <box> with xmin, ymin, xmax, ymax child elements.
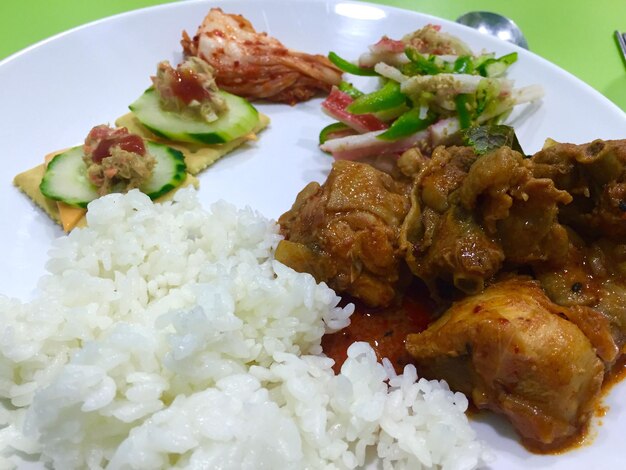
<box><xmin>0</xmin><ymin>188</ymin><xmax>491</xmax><ymax>469</ymax></box>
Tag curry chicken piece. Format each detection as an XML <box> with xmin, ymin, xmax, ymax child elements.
<box><xmin>527</xmin><ymin>139</ymin><xmax>626</xmax><ymax>364</ymax></box>
<box><xmin>400</xmin><ymin>145</ymin><xmax>571</xmax><ymax>298</ymax></box>
<box><xmin>406</xmin><ymin>278</ymin><xmax>604</xmax><ymax>449</ymax></box>
<box><xmin>181</xmin><ymin>8</ymin><xmax>342</xmax><ymax>104</ymax></box>
<box><xmin>277</xmin><ymin>160</ymin><xmax>411</xmax><ymax>308</ymax></box>
<box><xmin>533</xmin><ymin>234</ymin><xmax>624</xmax><ymax>364</ymax></box>
<box><xmin>531</xmin><ymin>139</ymin><xmax>626</xmax><ymax>241</ymax></box>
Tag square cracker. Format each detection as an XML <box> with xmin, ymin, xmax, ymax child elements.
<box><xmin>13</xmin><ymin>163</ymin><xmax>198</xmax><ymax>231</ymax></box>
<box><xmin>13</xmin><ymin>163</ymin><xmax>64</xmax><ymax>225</ymax></box>
<box><xmin>115</xmin><ymin>112</ymin><xmax>270</xmax><ymax>175</ymax></box>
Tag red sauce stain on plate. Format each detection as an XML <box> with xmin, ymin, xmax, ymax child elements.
<box><xmin>322</xmin><ymin>280</ymin><xmax>435</xmax><ymax>374</ymax></box>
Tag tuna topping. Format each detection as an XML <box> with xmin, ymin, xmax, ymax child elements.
<box><xmin>83</xmin><ymin>125</ymin><xmax>156</xmax><ymax>196</ymax></box>
<box><xmin>152</xmin><ymin>57</ymin><xmax>228</xmax><ymax>123</ymax></box>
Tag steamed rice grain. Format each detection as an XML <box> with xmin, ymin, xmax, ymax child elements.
<box><xmin>0</xmin><ymin>188</ymin><xmax>491</xmax><ymax>469</ymax></box>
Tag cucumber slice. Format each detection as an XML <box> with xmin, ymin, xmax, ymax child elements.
<box><xmin>139</xmin><ymin>142</ymin><xmax>186</xmax><ymax>199</ymax></box>
<box><xmin>129</xmin><ymin>88</ymin><xmax>260</xmax><ymax>144</ymax></box>
<box><xmin>40</xmin><ymin>146</ymin><xmax>98</xmax><ymax>208</ymax></box>
<box><xmin>40</xmin><ymin>142</ymin><xmax>187</xmax><ymax>208</ymax></box>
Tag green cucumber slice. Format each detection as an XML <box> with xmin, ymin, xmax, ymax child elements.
<box><xmin>139</xmin><ymin>142</ymin><xmax>187</xmax><ymax>199</ymax></box>
<box><xmin>40</xmin><ymin>141</ymin><xmax>187</xmax><ymax>208</ymax></box>
<box><xmin>40</xmin><ymin>146</ymin><xmax>98</xmax><ymax>208</ymax></box>
<box><xmin>129</xmin><ymin>88</ymin><xmax>260</xmax><ymax>144</ymax></box>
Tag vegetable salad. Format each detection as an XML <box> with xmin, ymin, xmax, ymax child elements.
<box><xmin>319</xmin><ymin>25</ymin><xmax>543</xmax><ymax>160</ymax></box>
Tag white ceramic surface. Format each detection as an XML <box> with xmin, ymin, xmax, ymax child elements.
<box><xmin>1</xmin><ymin>1</ymin><xmax>625</xmax><ymax>468</ymax></box>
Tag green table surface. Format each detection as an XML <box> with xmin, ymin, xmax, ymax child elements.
<box><xmin>1</xmin><ymin>0</ymin><xmax>625</xmax><ymax>112</ymax></box>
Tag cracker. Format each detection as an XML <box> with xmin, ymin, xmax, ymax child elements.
<box><xmin>14</xmin><ymin>164</ymin><xmax>198</xmax><ymax>231</ymax></box>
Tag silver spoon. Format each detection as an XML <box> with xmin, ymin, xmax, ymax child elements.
<box><xmin>456</xmin><ymin>11</ymin><xmax>529</xmax><ymax>50</ymax></box>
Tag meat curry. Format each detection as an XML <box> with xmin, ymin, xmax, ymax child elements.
<box><xmin>276</xmin><ymin>136</ymin><xmax>626</xmax><ymax>451</ymax></box>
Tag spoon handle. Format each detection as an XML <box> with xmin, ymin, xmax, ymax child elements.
<box><xmin>616</xmin><ymin>30</ymin><xmax>626</xmax><ymax>64</ymax></box>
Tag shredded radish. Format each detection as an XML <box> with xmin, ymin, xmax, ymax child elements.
<box><xmin>320</xmin><ymin>128</ymin><xmax>429</xmax><ymax>160</ymax></box>
<box><xmin>374</xmin><ymin>63</ymin><xmax>409</xmax><ymax>83</ymax></box>
<box><xmin>402</xmin><ymin>74</ymin><xmax>513</xmax><ymax>97</ymax></box>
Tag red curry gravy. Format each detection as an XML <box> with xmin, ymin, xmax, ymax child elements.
<box><xmin>322</xmin><ymin>280</ymin><xmax>435</xmax><ymax>374</ymax></box>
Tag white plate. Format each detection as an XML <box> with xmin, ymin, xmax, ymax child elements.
<box><xmin>1</xmin><ymin>1</ymin><xmax>624</xmax><ymax>468</ymax></box>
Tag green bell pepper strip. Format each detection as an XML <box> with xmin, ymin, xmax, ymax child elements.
<box><xmin>403</xmin><ymin>47</ymin><xmax>442</xmax><ymax>75</ymax></box>
<box><xmin>477</xmin><ymin>52</ymin><xmax>517</xmax><ymax>77</ymax></box>
<box><xmin>455</xmin><ymin>94</ymin><xmax>472</xmax><ymax>129</ymax></box>
<box><xmin>328</xmin><ymin>51</ymin><xmax>379</xmax><ymax>76</ymax></box>
<box><xmin>319</xmin><ymin>122</ymin><xmax>353</xmax><ymax>145</ymax></box>
<box><xmin>338</xmin><ymin>81</ymin><xmax>364</xmax><ymax>99</ymax></box>
<box><xmin>346</xmin><ymin>81</ymin><xmax>406</xmax><ymax>114</ymax></box>
<box><xmin>497</xmin><ymin>52</ymin><xmax>518</xmax><ymax>65</ymax></box>
<box><xmin>453</xmin><ymin>56</ymin><xmax>474</xmax><ymax>74</ymax></box>
<box><xmin>377</xmin><ymin>108</ymin><xmax>437</xmax><ymax>141</ymax></box>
